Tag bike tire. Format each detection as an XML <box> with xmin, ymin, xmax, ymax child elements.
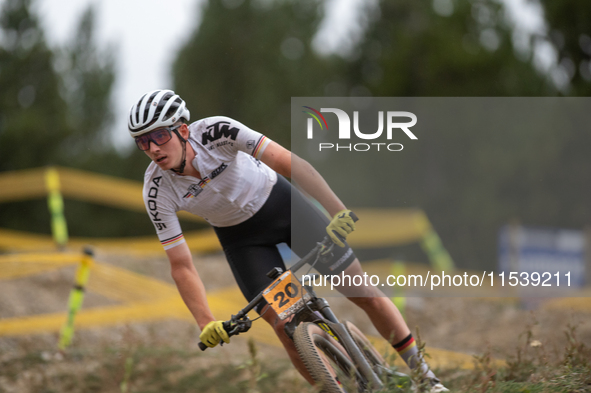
<box><xmin>293</xmin><ymin>322</ymin><xmax>364</xmax><ymax>393</ymax></box>
<box><xmin>344</xmin><ymin>321</ymin><xmax>387</xmax><ymax>370</ymax></box>
<box><xmin>345</xmin><ymin>321</ymin><xmax>415</xmax><ymax>390</ymax></box>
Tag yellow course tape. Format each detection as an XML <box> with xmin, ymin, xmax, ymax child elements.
<box><xmin>542</xmin><ymin>295</ymin><xmax>591</xmax><ymax>312</ymax></box>
<box><xmin>0</xmin><ymin>167</ymin><xmax>450</xmax><ymax>256</ymax></box>
<box><xmin>0</xmin><ymin>168</ymin><xmax>47</xmax><ymax>202</ymax></box>
<box><xmin>0</xmin><ymin>253</ymin><xmax>82</xmax><ymax>264</ymax></box>
<box><xmin>0</xmin><ymin>167</ymin><xmax>442</xmax><ymax>247</ymax></box>
<box><xmin>0</xmin><ymin>256</ymin><xmax>492</xmax><ymax>370</ymax></box>
<box><xmin>0</xmin><ymin>167</ymin><xmax>204</xmax><ymax>223</ymax></box>
<box><xmin>88</xmin><ymin>263</ymin><xmax>179</xmax><ymax>302</ymax></box>
<box><xmin>0</xmin><ymin>209</ymin><xmax>430</xmax><ymax>254</ymax></box>
<box><xmin>0</xmin><ymin>300</ymin><xmax>187</xmax><ymax>336</ymax></box>
<box><xmin>0</xmin><ymin>253</ymin><xmax>81</xmax><ymax>279</ymax></box>
<box><xmin>346</xmin><ymin>208</ymin><xmax>431</xmax><ymax>248</ymax></box>
<box><xmin>0</xmin><ymin>229</ymin><xmax>57</xmax><ymax>252</ymax></box>
<box><xmin>0</xmin><ymin>208</ymin><xmax>434</xmax><ymax>254</ymax></box>
<box><xmin>0</xmin><ymin>227</ymin><xmax>221</xmax><ymax>254</ymax></box>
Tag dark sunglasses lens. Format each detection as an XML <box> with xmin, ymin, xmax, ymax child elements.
<box><xmin>135</xmin><ymin>129</ymin><xmax>173</xmax><ymax>151</ymax></box>
<box><xmin>136</xmin><ymin>135</ymin><xmax>151</xmax><ymax>151</ymax></box>
<box><xmin>152</xmin><ymin>129</ymin><xmax>172</xmax><ymax>144</ymax></box>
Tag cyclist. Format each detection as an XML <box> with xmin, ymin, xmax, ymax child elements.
<box><xmin>129</xmin><ymin>89</ymin><xmax>448</xmax><ymax>392</ymax></box>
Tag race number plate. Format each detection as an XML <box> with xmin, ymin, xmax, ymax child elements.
<box><xmin>262</xmin><ymin>270</ymin><xmax>309</xmax><ymax>320</ymax></box>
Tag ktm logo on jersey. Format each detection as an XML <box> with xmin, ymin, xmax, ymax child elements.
<box><xmin>202</xmin><ymin>121</ymin><xmax>240</xmax><ymax>145</ymax></box>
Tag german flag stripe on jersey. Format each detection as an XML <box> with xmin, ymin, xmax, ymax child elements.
<box><xmin>252</xmin><ymin>136</ymin><xmax>270</xmax><ymax>159</ymax></box>
<box><xmin>161</xmin><ymin>233</ymin><xmax>185</xmax><ymax>249</ymax></box>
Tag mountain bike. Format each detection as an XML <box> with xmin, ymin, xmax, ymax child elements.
<box><xmin>199</xmin><ymin>233</ymin><xmax>413</xmax><ymax>392</ymax></box>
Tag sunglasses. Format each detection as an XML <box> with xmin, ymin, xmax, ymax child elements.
<box><xmin>135</xmin><ymin>125</ymin><xmax>181</xmax><ymax>151</ymax></box>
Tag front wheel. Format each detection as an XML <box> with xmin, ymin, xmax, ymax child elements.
<box><xmin>344</xmin><ymin>321</ymin><xmax>387</xmax><ymax>372</ymax></box>
<box><xmin>344</xmin><ymin>321</ymin><xmax>414</xmax><ymax>390</ymax></box>
<box><xmin>293</xmin><ymin>322</ymin><xmax>366</xmax><ymax>393</ymax></box>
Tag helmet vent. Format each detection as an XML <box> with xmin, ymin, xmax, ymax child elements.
<box><xmin>128</xmin><ymin>89</ymin><xmax>190</xmax><ymax>136</ymax></box>
<box><xmin>163</xmin><ymin>97</ymin><xmax>182</xmax><ymax>121</ymax></box>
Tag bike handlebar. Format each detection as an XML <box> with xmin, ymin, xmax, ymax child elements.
<box><xmin>198</xmin><ymin>319</ymin><xmax>249</xmax><ymax>351</ymax></box>
<box><xmin>198</xmin><ymin>212</ymin><xmax>359</xmax><ymax>351</ymax></box>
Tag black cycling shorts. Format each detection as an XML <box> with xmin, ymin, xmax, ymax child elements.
<box><xmin>213</xmin><ymin>175</ymin><xmax>356</xmax><ymax>313</ymax></box>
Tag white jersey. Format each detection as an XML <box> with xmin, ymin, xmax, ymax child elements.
<box><xmin>142</xmin><ymin>116</ymin><xmax>276</xmax><ymax>250</ymax></box>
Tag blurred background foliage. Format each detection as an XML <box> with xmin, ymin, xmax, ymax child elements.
<box><xmin>1</xmin><ymin>0</ymin><xmax>590</xmax><ymax>268</ymax></box>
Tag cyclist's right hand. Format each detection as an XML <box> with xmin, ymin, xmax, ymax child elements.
<box><xmin>326</xmin><ymin>209</ymin><xmax>356</xmax><ymax>247</ymax></box>
<box><xmin>199</xmin><ymin>320</ymin><xmax>230</xmax><ymax>348</ymax></box>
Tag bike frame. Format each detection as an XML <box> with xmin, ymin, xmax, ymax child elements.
<box><xmin>216</xmin><ymin>237</ymin><xmax>384</xmax><ymax>389</ymax></box>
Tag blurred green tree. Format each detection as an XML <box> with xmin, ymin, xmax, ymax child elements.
<box><xmin>172</xmin><ymin>0</ymin><xmax>336</xmax><ymax>148</ymax></box>
<box><xmin>346</xmin><ymin>0</ymin><xmax>554</xmax><ymax>96</ymax></box>
<box><xmin>0</xmin><ymin>1</ymin><xmax>117</xmax><ymax>171</ymax></box>
<box><xmin>58</xmin><ymin>6</ymin><xmax>116</xmax><ymax>157</ymax></box>
<box><xmin>3</xmin><ymin>0</ymin><xmax>588</xmax><ymax>253</ymax></box>
<box><xmin>303</xmin><ymin>0</ymin><xmax>591</xmax><ymax>269</ymax></box>
<box><xmin>540</xmin><ymin>0</ymin><xmax>591</xmax><ymax>95</ymax></box>
<box><xmin>533</xmin><ymin>0</ymin><xmax>591</xmax><ymax>243</ymax></box>
<box><xmin>0</xmin><ymin>0</ymin><xmax>73</xmax><ymax>234</ymax></box>
<box><xmin>0</xmin><ymin>0</ymin><xmax>72</xmax><ymax>171</ymax></box>
<box><xmin>0</xmin><ymin>1</ymin><xmax>152</xmax><ymax>238</ymax></box>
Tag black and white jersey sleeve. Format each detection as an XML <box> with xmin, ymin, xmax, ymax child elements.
<box><xmin>197</xmin><ymin>116</ymin><xmax>272</xmax><ymax>159</ymax></box>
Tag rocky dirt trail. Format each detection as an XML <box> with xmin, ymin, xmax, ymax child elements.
<box><xmin>1</xmin><ymin>251</ymin><xmax>590</xmax><ymax>392</ymax></box>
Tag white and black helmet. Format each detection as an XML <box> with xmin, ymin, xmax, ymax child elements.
<box><xmin>128</xmin><ymin>89</ymin><xmax>190</xmax><ymax>137</ymax></box>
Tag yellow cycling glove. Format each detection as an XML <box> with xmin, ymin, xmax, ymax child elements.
<box><xmin>199</xmin><ymin>321</ymin><xmax>230</xmax><ymax>348</ymax></box>
<box><xmin>326</xmin><ymin>209</ymin><xmax>356</xmax><ymax>247</ymax></box>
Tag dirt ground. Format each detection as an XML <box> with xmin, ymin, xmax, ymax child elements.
<box><xmin>1</xmin><ymin>250</ymin><xmax>590</xmax><ymax>391</ymax></box>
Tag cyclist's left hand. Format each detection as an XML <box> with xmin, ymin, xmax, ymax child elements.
<box><xmin>326</xmin><ymin>209</ymin><xmax>356</xmax><ymax>247</ymax></box>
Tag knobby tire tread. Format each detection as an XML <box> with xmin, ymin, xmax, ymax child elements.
<box><xmin>344</xmin><ymin>321</ymin><xmax>388</xmax><ymax>370</ymax></box>
<box><xmin>293</xmin><ymin>322</ymin><xmax>358</xmax><ymax>393</ymax></box>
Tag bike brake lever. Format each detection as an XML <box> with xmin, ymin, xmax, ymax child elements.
<box><xmin>320</xmin><ymin>242</ymin><xmax>334</xmax><ymax>253</ymax></box>
<box><xmin>225</xmin><ymin>318</ymin><xmax>252</xmax><ymax>336</ymax></box>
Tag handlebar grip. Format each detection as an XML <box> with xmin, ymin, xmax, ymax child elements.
<box><xmin>198</xmin><ymin>320</ymin><xmax>234</xmax><ymax>351</ymax></box>
<box><xmin>332</xmin><ymin>211</ymin><xmax>359</xmax><ymax>244</ymax></box>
